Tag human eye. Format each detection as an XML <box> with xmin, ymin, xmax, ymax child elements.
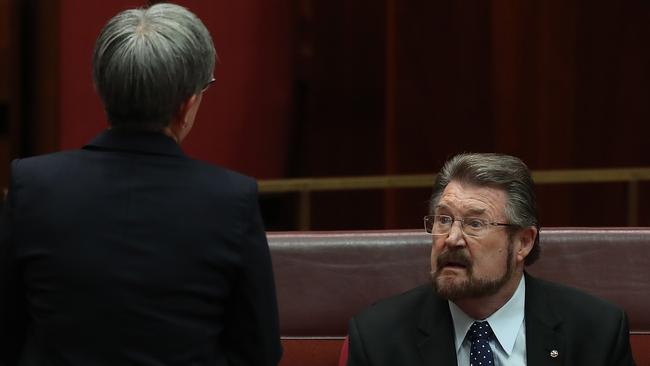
<box><xmin>436</xmin><ymin>215</ymin><xmax>453</xmax><ymax>225</ymax></box>
<box><xmin>465</xmin><ymin>217</ymin><xmax>486</xmax><ymax>229</ymax></box>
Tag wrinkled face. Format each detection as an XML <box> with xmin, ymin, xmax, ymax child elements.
<box><xmin>430</xmin><ymin>181</ymin><xmax>517</xmax><ymax>301</ymax></box>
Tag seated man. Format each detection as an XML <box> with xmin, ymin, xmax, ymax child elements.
<box><xmin>347</xmin><ymin>153</ymin><xmax>635</xmax><ymax>365</ymax></box>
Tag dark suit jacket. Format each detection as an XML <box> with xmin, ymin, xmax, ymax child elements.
<box><xmin>0</xmin><ymin>130</ymin><xmax>282</xmax><ymax>366</ymax></box>
<box><xmin>348</xmin><ymin>273</ymin><xmax>635</xmax><ymax>366</ymax></box>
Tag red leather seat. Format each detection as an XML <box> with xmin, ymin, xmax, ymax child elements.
<box><xmin>270</xmin><ymin>228</ymin><xmax>650</xmax><ymax>366</ymax></box>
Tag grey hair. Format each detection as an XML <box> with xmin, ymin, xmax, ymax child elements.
<box><xmin>92</xmin><ymin>3</ymin><xmax>216</xmax><ymax>130</ymax></box>
<box><xmin>429</xmin><ymin>153</ymin><xmax>541</xmax><ymax>265</ymax></box>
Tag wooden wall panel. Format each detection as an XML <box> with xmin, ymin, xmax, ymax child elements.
<box><xmin>640</xmin><ymin>183</ymin><xmax>650</xmax><ymax>227</ymax></box>
<box><xmin>296</xmin><ymin>0</ymin><xmax>650</xmax><ymax>230</ymax></box>
<box><xmin>489</xmin><ymin>1</ymin><xmax>578</xmax><ymax>226</ymax></box>
<box><xmin>385</xmin><ymin>1</ymin><xmax>495</xmax><ymax>228</ymax></box>
<box><xmin>392</xmin><ymin>1</ymin><xmax>495</xmax><ymax>173</ymax></box>
<box><xmin>0</xmin><ymin>0</ymin><xmax>9</xmax><ymax>104</ymax></box>
<box><xmin>0</xmin><ymin>0</ymin><xmax>17</xmax><ymax>188</ymax></box>
<box><xmin>574</xmin><ymin>1</ymin><xmax>650</xmax><ymax>167</ymax></box>
<box><xmin>293</xmin><ymin>0</ymin><xmax>387</xmax><ymax>229</ymax></box>
<box><xmin>294</xmin><ymin>0</ymin><xmax>386</xmax><ymax>177</ymax></box>
<box><xmin>20</xmin><ymin>0</ymin><xmax>60</xmax><ymax>157</ymax></box>
<box><xmin>0</xmin><ymin>0</ymin><xmax>8</xmax><ymax>101</ymax></box>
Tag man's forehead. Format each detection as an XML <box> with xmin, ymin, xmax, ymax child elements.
<box><xmin>437</xmin><ymin>181</ymin><xmax>507</xmax><ymax>214</ymax></box>
<box><xmin>435</xmin><ymin>203</ymin><xmax>488</xmax><ymax>215</ymax></box>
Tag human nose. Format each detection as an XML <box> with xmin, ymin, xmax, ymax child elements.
<box><xmin>444</xmin><ymin>220</ymin><xmax>466</xmax><ymax>247</ymax></box>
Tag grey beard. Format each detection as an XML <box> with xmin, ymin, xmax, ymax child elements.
<box><xmin>431</xmin><ymin>241</ymin><xmax>514</xmax><ymax>301</ymax></box>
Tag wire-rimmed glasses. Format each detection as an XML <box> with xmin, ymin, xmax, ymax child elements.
<box><xmin>423</xmin><ymin>214</ymin><xmax>514</xmax><ymax>238</ymax></box>
<box><xmin>201</xmin><ymin>77</ymin><xmax>216</xmax><ymax>92</ymax></box>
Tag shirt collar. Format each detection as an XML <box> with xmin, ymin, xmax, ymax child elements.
<box><xmin>449</xmin><ymin>275</ymin><xmax>526</xmax><ymax>355</ymax></box>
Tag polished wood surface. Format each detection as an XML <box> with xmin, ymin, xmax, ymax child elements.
<box><xmin>260</xmin><ymin>167</ymin><xmax>650</xmax><ymax>230</ymax></box>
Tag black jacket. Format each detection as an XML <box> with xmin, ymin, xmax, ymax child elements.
<box><xmin>0</xmin><ymin>129</ymin><xmax>282</xmax><ymax>366</ymax></box>
<box><xmin>348</xmin><ymin>273</ymin><xmax>635</xmax><ymax>366</ymax></box>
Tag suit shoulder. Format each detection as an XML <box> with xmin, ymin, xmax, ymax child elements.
<box><xmin>10</xmin><ymin>150</ymin><xmax>83</xmax><ymax>180</ymax></box>
<box><xmin>185</xmin><ymin>159</ymin><xmax>257</xmax><ymax>193</ymax></box>
<box><xmin>12</xmin><ymin>150</ymin><xmax>80</xmax><ymax>167</ymax></box>
<box><xmin>527</xmin><ymin>275</ymin><xmax>625</xmax><ymax>319</ymax></box>
<box><xmin>189</xmin><ymin>159</ymin><xmax>255</xmax><ymax>182</ymax></box>
<box><xmin>354</xmin><ymin>284</ymin><xmax>433</xmax><ymax>325</ymax></box>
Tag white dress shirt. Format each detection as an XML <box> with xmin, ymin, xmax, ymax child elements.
<box><xmin>449</xmin><ymin>276</ymin><xmax>527</xmax><ymax>366</ymax></box>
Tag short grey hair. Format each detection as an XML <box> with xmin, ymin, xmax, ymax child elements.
<box><xmin>429</xmin><ymin>153</ymin><xmax>541</xmax><ymax>265</ymax></box>
<box><xmin>92</xmin><ymin>3</ymin><xmax>216</xmax><ymax>130</ymax></box>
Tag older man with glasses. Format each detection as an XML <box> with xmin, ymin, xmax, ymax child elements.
<box><xmin>347</xmin><ymin>152</ymin><xmax>635</xmax><ymax>366</ymax></box>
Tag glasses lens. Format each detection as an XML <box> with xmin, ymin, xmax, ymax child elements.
<box><xmin>462</xmin><ymin>217</ymin><xmax>487</xmax><ymax>237</ymax></box>
<box><xmin>425</xmin><ymin>215</ymin><xmax>496</xmax><ymax>237</ymax></box>
<box><xmin>424</xmin><ymin>216</ymin><xmax>433</xmax><ymax>233</ymax></box>
<box><xmin>428</xmin><ymin>215</ymin><xmax>451</xmax><ymax>235</ymax></box>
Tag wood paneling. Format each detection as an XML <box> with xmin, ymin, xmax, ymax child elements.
<box><xmin>0</xmin><ymin>0</ymin><xmax>7</xmax><ymax>49</ymax></box>
<box><xmin>292</xmin><ymin>0</ymin><xmax>650</xmax><ymax>230</ymax></box>
<box><xmin>294</xmin><ymin>0</ymin><xmax>387</xmax><ymax>177</ymax></box>
<box><xmin>21</xmin><ymin>0</ymin><xmax>60</xmax><ymax>156</ymax></box>
<box><xmin>0</xmin><ymin>0</ymin><xmax>18</xmax><ymax>187</ymax></box>
<box><xmin>291</xmin><ymin>0</ymin><xmax>387</xmax><ymax>229</ymax></box>
<box><xmin>0</xmin><ymin>0</ymin><xmax>8</xmax><ymax>101</ymax></box>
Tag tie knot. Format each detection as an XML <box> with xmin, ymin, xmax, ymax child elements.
<box><xmin>467</xmin><ymin>321</ymin><xmax>494</xmax><ymax>342</ymax></box>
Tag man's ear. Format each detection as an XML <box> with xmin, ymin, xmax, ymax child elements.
<box><xmin>177</xmin><ymin>94</ymin><xmax>200</xmax><ymax>129</ymax></box>
<box><xmin>515</xmin><ymin>226</ymin><xmax>537</xmax><ymax>263</ymax></box>
<box><xmin>167</xmin><ymin>94</ymin><xmax>200</xmax><ymax>140</ymax></box>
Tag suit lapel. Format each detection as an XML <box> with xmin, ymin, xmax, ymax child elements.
<box><xmin>416</xmin><ymin>289</ymin><xmax>458</xmax><ymax>366</ymax></box>
<box><xmin>414</xmin><ymin>274</ymin><xmax>567</xmax><ymax>365</ymax></box>
<box><xmin>525</xmin><ymin>274</ymin><xmax>565</xmax><ymax>366</ymax></box>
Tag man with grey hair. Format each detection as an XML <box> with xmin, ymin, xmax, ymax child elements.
<box><xmin>347</xmin><ymin>153</ymin><xmax>635</xmax><ymax>365</ymax></box>
<box><xmin>0</xmin><ymin>3</ymin><xmax>281</xmax><ymax>366</ymax></box>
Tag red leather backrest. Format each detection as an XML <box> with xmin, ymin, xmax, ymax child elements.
<box><xmin>269</xmin><ymin>228</ymin><xmax>650</xmax><ymax>337</ymax></box>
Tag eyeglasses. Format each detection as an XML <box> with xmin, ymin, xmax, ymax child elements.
<box><xmin>423</xmin><ymin>214</ymin><xmax>515</xmax><ymax>238</ymax></box>
<box><xmin>201</xmin><ymin>77</ymin><xmax>216</xmax><ymax>92</ymax></box>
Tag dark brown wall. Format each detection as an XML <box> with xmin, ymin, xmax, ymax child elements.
<box><xmin>0</xmin><ymin>0</ymin><xmax>27</xmax><ymax>188</ymax></box>
<box><xmin>292</xmin><ymin>0</ymin><xmax>388</xmax><ymax>229</ymax></box>
<box><xmin>0</xmin><ymin>0</ymin><xmax>12</xmax><ymax>187</ymax></box>
<box><xmin>293</xmin><ymin>0</ymin><xmax>650</xmax><ymax>229</ymax></box>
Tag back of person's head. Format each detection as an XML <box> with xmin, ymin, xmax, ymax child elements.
<box><xmin>430</xmin><ymin>152</ymin><xmax>540</xmax><ymax>265</ymax></box>
<box><xmin>92</xmin><ymin>3</ymin><xmax>216</xmax><ymax>131</ymax></box>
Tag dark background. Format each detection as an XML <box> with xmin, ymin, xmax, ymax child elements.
<box><xmin>0</xmin><ymin>0</ymin><xmax>648</xmax><ymax>230</ymax></box>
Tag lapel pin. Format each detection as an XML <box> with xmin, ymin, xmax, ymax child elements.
<box><xmin>550</xmin><ymin>350</ymin><xmax>559</xmax><ymax>358</ymax></box>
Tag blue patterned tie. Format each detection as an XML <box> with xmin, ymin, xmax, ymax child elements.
<box><xmin>467</xmin><ymin>321</ymin><xmax>495</xmax><ymax>366</ymax></box>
